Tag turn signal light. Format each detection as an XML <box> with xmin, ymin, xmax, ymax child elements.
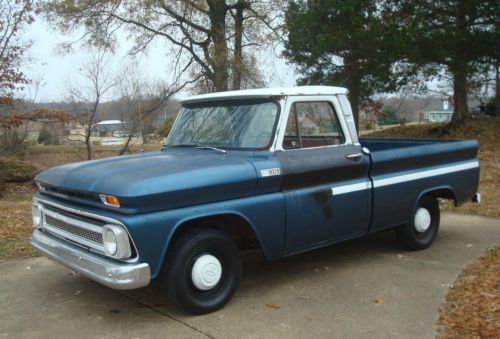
<box><xmin>99</xmin><ymin>194</ymin><xmax>120</xmax><ymax>207</ymax></box>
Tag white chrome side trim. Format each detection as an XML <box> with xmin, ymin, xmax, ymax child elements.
<box><xmin>373</xmin><ymin>160</ymin><xmax>479</xmax><ymax>188</ymax></box>
<box><xmin>331</xmin><ymin>181</ymin><xmax>372</xmax><ymax>196</ymax></box>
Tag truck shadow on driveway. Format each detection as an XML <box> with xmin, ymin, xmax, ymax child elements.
<box><xmin>5</xmin><ymin>214</ymin><xmax>497</xmax><ymax>338</ymax></box>
<box><xmin>122</xmin><ymin>230</ymin><xmax>405</xmax><ymax>315</ymax></box>
<box><xmin>113</xmin><ymin>216</ymin><xmax>498</xmax><ymax>339</ymax></box>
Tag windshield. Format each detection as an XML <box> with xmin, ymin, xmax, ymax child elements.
<box><xmin>166</xmin><ymin>99</ymin><xmax>279</xmax><ymax>149</ymax></box>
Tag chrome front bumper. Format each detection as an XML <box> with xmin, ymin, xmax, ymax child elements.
<box><xmin>31</xmin><ymin>229</ymin><xmax>151</xmax><ymax>290</ymax></box>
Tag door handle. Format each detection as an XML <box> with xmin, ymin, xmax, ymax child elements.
<box><xmin>345</xmin><ymin>153</ymin><xmax>363</xmax><ymax>160</ymax></box>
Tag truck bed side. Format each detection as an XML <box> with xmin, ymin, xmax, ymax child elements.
<box><xmin>360</xmin><ymin>138</ymin><xmax>479</xmax><ymax>232</ymax></box>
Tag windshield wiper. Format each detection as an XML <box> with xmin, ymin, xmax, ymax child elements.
<box><xmin>195</xmin><ymin>145</ymin><xmax>227</xmax><ymax>154</ymax></box>
<box><xmin>162</xmin><ymin>144</ymin><xmax>227</xmax><ymax>154</ymax></box>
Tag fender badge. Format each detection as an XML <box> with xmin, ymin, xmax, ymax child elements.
<box><xmin>260</xmin><ymin>168</ymin><xmax>281</xmax><ymax>177</ymax></box>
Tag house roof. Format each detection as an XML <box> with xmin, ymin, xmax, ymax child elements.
<box><xmin>179</xmin><ymin>86</ymin><xmax>348</xmax><ymax>104</ymax></box>
<box><xmin>96</xmin><ymin>120</ymin><xmax>124</xmax><ymax>125</ymax></box>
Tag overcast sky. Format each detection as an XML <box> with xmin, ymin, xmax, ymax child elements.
<box><xmin>22</xmin><ymin>18</ymin><xmax>297</xmax><ymax>103</ymax></box>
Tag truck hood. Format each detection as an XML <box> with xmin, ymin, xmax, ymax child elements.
<box><xmin>36</xmin><ymin>149</ymin><xmax>258</xmax><ymax>213</ymax></box>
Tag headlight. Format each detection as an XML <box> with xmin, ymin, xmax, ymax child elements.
<box><xmin>103</xmin><ymin>227</ymin><xmax>118</xmax><ymax>255</ymax></box>
<box><xmin>32</xmin><ymin>204</ymin><xmax>42</xmax><ymax>227</ymax></box>
<box><xmin>102</xmin><ymin>225</ymin><xmax>132</xmax><ymax>259</ymax></box>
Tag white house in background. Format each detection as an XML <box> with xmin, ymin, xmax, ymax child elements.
<box><xmin>95</xmin><ymin>120</ymin><xmax>126</xmax><ymax>137</ymax></box>
<box><xmin>423</xmin><ymin>110</ymin><xmax>454</xmax><ymax>122</ymax></box>
<box><xmin>422</xmin><ymin>98</ymin><xmax>454</xmax><ymax>122</ymax></box>
<box><xmin>67</xmin><ymin>120</ymin><xmax>143</xmax><ymax>145</ymax></box>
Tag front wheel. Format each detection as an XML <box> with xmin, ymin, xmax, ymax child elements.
<box><xmin>396</xmin><ymin>195</ymin><xmax>440</xmax><ymax>250</ymax></box>
<box><xmin>162</xmin><ymin>228</ymin><xmax>241</xmax><ymax>314</ymax></box>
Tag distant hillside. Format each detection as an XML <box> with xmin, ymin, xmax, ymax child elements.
<box><xmin>1</xmin><ymin>98</ymin><xmax>181</xmax><ymax>128</ymax></box>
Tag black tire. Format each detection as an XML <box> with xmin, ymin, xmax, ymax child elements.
<box><xmin>396</xmin><ymin>195</ymin><xmax>440</xmax><ymax>250</ymax></box>
<box><xmin>163</xmin><ymin>227</ymin><xmax>241</xmax><ymax>314</ymax></box>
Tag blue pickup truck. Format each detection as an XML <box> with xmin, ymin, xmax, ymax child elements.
<box><xmin>31</xmin><ymin>86</ymin><xmax>480</xmax><ymax>314</ymax></box>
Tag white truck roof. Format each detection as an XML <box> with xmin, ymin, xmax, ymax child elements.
<box><xmin>179</xmin><ymin>86</ymin><xmax>348</xmax><ymax>104</ymax></box>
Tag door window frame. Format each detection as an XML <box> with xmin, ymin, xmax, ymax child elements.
<box><xmin>274</xmin><ymin>95</ymin><xmax>353</xmax><ymax>151</ymax></box>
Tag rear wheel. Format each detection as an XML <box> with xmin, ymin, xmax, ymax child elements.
<box><xmin>396</xmin><ymin>195</ymin><xmax>440</xmax><ymax>250</ymax></box>
<box><xmin>163</xmin><ymin>228</ymin><xmax>241</xmax><ymax>314</ymax></box>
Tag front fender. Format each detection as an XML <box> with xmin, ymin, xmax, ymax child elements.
<box><xmin>122</xmin><ymin>192</ymin><xmax>286</xmax><ymax>279</ymax></box>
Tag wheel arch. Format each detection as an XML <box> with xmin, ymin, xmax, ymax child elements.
<box><xmin>159</xmin><ymin>212</ymin><xmax>265</xmax><ymax>275</ymax></box>
<box><xmin>414</xmin><ymin>186</ymin><xmax>457</xmax><ymax>211</ymax></box>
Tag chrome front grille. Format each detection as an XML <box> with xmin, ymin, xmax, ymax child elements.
<box><xmin>41</xmin><ymin>206</ymin><xmax>106</xmax><ymax>253</ymax></box>
<box><xmin>45</xmin><ymin>214</ymin><xmax>103</xmax><ymax>244</ymax></box>
<box><xmin>33</xmin><ymin>198</ymin><xmax>138</xmax><ymax>261</ymax></box>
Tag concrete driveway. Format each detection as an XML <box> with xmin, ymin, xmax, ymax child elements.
<box><xmin>1</xmin><ymin>213</ymin><xmax>499</xmax><ymax>339</ymax></box>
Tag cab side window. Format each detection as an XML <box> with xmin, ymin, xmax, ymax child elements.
<box><xmin>283</xmin><ymin>101</ymin><xmax>345</xmax><ymax>149</ymax></box>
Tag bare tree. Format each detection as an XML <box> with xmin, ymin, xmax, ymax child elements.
<box><xmin>0</xmin><ymin>77</ymin><xmax>68</xmax><ymax>155</ymax></box>
<box><xmin>66</xmin><ymin>48</ymin><xmax>117</xmax><ymax>160</ymax></box>
<box><xmin>45</xmin><ymin>0</ymin><xmax>284</xmax><ymax>92</ymax></box>
<box><xmin>0</xmin><ymin>0</ymin><xmax>37</xmax><ymax>104</ymax></box>
<box><xmin>227</xmin><ymin>0</ymin><xmax>285</xmax><ymax>90</ymax></box>
<box><xmin>115</xmin><ymin>61</ymin><xmax>190</xmax><ymax>155</ymax></box>
<box><xmin>0</xmin><ymin>0</ymin><xmax>70</xmax><ymax>156</ymax></box>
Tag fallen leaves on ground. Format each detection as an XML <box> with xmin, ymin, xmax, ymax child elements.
<box><xmin>265</xmin><ymin>303</ymin><xmax>281</xmax><ymax>309</ymax></box>
<box><xmin>0</xmin><ymin>191</ymin><xmax>38</xmax><ymax>259</ymax></box>
<box><xmin>437</xmin><ymin>245</ymin><xmax>500</xmax><ymax>338</ymax></box>
<box><xmin>3</xmin><ymin>182</ymin><xmax>36</xmax><ymax>195</ymax></box>
<box><xmin>366</xmin><ymin>119</ymin><xmax>500</xmax><ymax>337</ymax></box>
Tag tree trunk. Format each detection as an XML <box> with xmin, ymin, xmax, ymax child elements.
<box><xmin>449</xmin><ymin>2</ymin><xmax>469</xmax><ymax>128</ymax></box>
<box><xmin>208</xmin><ymin>0</ymin><xmax>229</xmax><ymax>92</ymax></box>
<box><xmin>85</xmin><ymin>124</ymin><xmax>92</xmax><ymax>160</ymax></box>
<box><xmin>449</xmin><ymin>60</ymin><xmax>469</xmax><ymax>127</ymax></box>
<box><xmin>347</xmin><ymin>76</ymin><xmax>361</xmax><ymax>132</ymax></box>
<box><xmin>232</xmin><ymin>0</ymin><xmax>244</xmax><ymax>90</ymax></box>
<box><xmin>85</xmin><ymin>97</ymin><xmax>99</xmax><ymax>160</ymax></box>
<box><xmin>496</xmin><ymin>60</ymin><xmax>499</xmax><ymax>117</ymax></box>
<box><xmin>118</xmin><ymin>127</ymin><xmax>137</xmax><ymax>155</ymax></box>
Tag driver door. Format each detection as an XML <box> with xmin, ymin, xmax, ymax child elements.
<box><xmin>276</xmin><ymin>98</ymin><xmax>372</xmax><ymax>253</ymax></box>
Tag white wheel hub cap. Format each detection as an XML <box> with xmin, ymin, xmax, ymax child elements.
<box><xmin>414</xmin><ymin>207</ymin><xmax>431</xmax><ymax>233</ymax></box>
<box><xmin>191</xmin><ymin>254</ymin><xmax>222</xmax><ymax>290</ymax></box>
